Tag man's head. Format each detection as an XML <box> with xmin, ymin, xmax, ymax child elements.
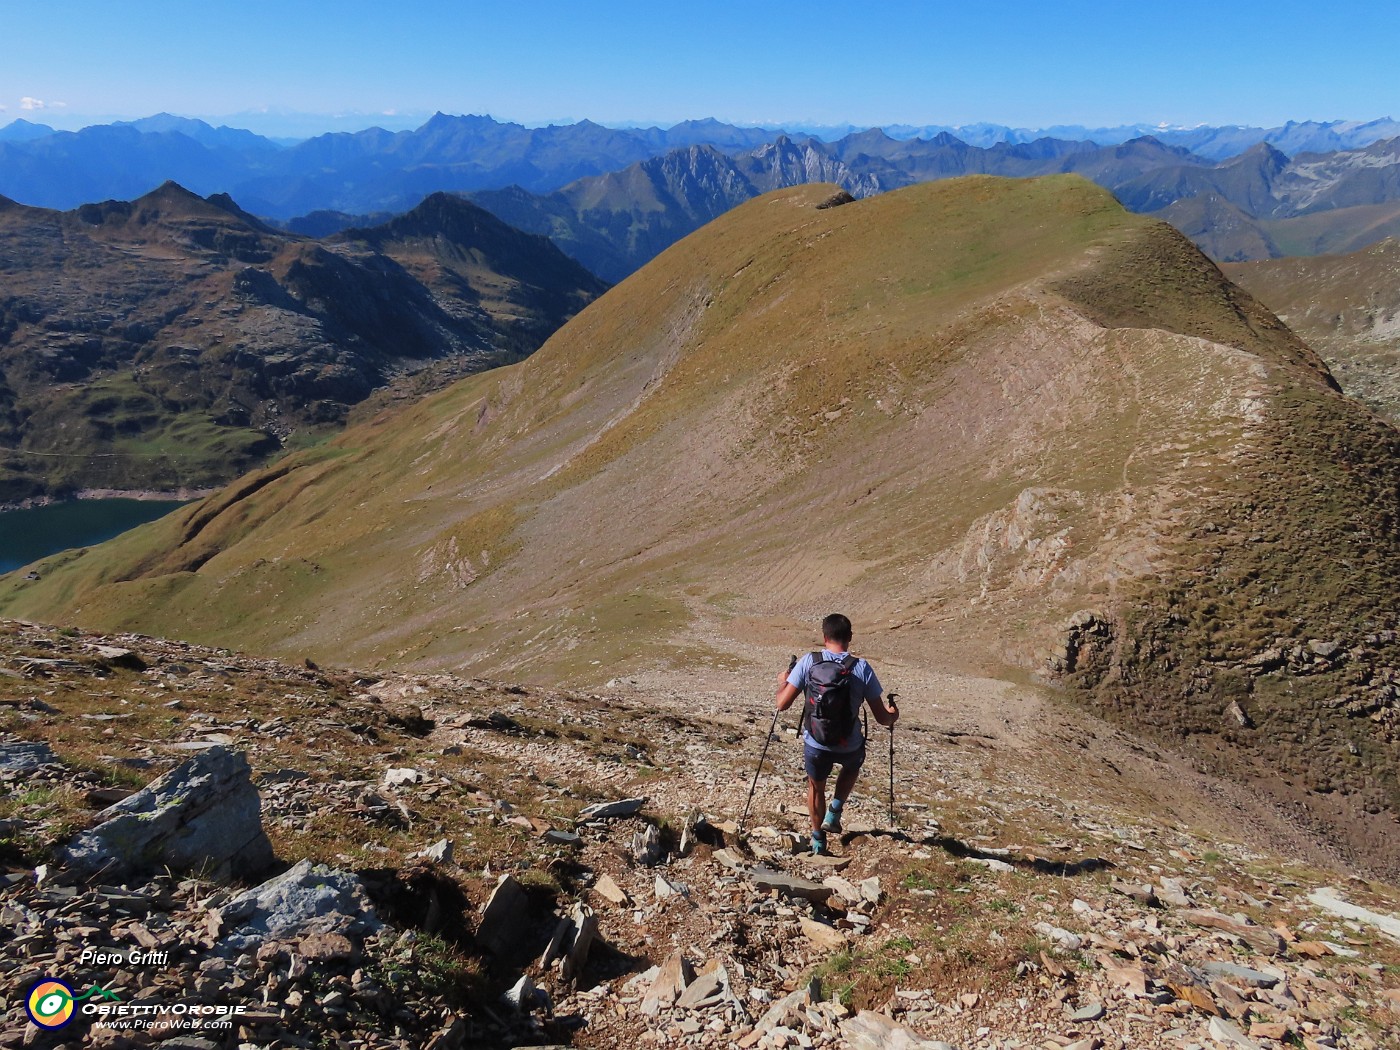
<box><xmin>821</xmin><ymin>613</ymin><xmax>853</xmax><ymax>648</ymax></box>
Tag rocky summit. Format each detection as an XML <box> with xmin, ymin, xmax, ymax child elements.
<box><xmin>0</xmin><ymin>618</ymin><xmax>1398</xmax><ymax>1048</ymax></box>
<box><xmin>0</xmin><ymin>183</ymin><xmax>605</xmax><ymax>502</ymax></box>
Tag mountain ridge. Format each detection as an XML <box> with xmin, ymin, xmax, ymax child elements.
<box><xmin>465</xmin><ymin>133</ymin><xmax>1400</xmax><ymax>280</ymax></box>
<box><xmin>2</xmin><ymin>112</ymin><xmax>1400</xmax><ymax>259</ymax></box>
<box><xmin>4</xmin><ymin>175</ymin><xmax>1395</xmax><ymax>871</ymax></box>
<box><xmin>0</xmin><ymin>183</ymin><xmax>605</xmax><ymax>501</ymax></box>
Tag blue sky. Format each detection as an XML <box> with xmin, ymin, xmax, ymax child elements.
<box><xmin>3</xmin><ymin>1</ymin><xmax>1398</xmax><ymax>135</ymax></box>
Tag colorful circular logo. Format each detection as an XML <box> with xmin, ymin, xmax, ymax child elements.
<box><xmin>26</xmin><ymin>978</ymin><xmax>76</xmax><ymax>1029</ymax></box>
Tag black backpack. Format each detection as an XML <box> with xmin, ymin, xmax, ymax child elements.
<box><xmin>802</xmin><ymin>652</ymin><xmax>860</xmax><ymax>748</ymax></box>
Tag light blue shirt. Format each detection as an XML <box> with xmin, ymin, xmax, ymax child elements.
<box><xmin>787</xmin><ymin>650</ymin><xmax>883</xmax><ymax>752</ymax></box>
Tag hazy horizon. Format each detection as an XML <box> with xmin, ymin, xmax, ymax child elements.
<box><xmin>5</xmin><ymin>107</ymin><xmax>1398</xmax><ymax>144</ymax></box>
<box><xmin>6</xmin><ymin>1</ymin><xmax>1397</xmax><ymax>139</ymax></box>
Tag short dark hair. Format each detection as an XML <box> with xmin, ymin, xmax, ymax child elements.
<box><xmin>821</xmin><ymin>613</ymin><xmax>852</xmax><ymax>646</ymax></box>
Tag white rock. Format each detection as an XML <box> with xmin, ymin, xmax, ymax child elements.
<box><xmin>1034</xmin><ymin>922</ymin><xmax>1083</xmax><ymax>951</ymax></box>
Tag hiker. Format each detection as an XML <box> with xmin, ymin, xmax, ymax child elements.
<box><xmin>775</xmin><ymin>613</ymin><xmax>898</xmax><ymax>855</ymax></box>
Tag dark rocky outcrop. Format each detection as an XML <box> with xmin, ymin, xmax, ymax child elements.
<box><xmin>60</xmin><ymin>745</ymin><xmax>274</xmax><ymax>882</ymax></box>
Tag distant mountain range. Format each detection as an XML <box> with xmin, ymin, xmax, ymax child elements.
<box><xmin>463</xmin><ymin>133</ymin><xmax>1400</xmax><ymax>279</ymax></box>
<box><xmin>879</xmin><ymin>117</ymin><xmax>1400</xmax><ymax>159</ymax></box>
<box><xmin>6</xmin><ymin>111</ymin><xmax>1400</xmax><ymax>286</ymax></box>
<box><xmin>3</xmin><ymin>111</ymin><xmax>1400</xmax><ymax>224</ymax></box>
<box><xmin>0</xmin><ymin>183</ymin><xmax>605</xmax><ymax>502</ymax></box>
<box><xmin>0</xmin><ymin>113</ymin><xmax>778</xmax><ymax>217</ymax></box>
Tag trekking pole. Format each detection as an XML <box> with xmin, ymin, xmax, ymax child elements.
<box><xmin>739</xmin><ymin>655</ymin><xmax>797</xmax><ymax>834</ymax></box>
<box><xmin>886</xmin><ymin>693</ymin><xmax>899</xmax><ymax>827</ymax></box>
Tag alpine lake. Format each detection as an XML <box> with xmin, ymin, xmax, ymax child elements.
<box><xmin>0</xmin><ymin>498</ymin><xmax>191</xmax><ymax>575</ymax></box>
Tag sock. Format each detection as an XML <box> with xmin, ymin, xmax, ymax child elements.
<box><xmin>829</xmin><ymin>798</ymin><xmax>843</xmax><ymax>812</ymax></box>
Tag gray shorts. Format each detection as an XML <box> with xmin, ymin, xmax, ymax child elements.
<box><xmin>803</xmin><ymin>740</ymin><xmax>865</xmax><ymax>782</ymax></box>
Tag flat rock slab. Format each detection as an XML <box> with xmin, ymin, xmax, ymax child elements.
<box><xmin>1067</xmin><ymin>1001</ymin><xmax>1106</xmax><ymax>1022</ymax></box>
<box><xmin>799</xmin><ymin>915</ymin><xmax>847</xmax><ymax>951</ymax></box>
<box><xmin>1208</xmin><ymin>1016</ymin><xmax>1263</xmax><ymax>1049</ymax></box>
<box><xmin>801</xmin><ymin>854</ymin><xmax>853</xmax><ymax>870</ymax></box>
<box><xmin>752</xmin><ymin>866</ymin><xmax>831</xmax><ymax>902</ymax></box>
<box><xmin>593</xmin><ymin>874</ymin><xmax>629</xmax><ymax>905</ymax></box>
<box><xmin>60</xmin><ymin>745</ymin><xmax>273</xmax><ymax>883</ymax></box>
<box><xmin>713</xmin><ymin>848</ymin><xmax>750</xmax><ymax>873</ymax></box>
<box><xmin>1308</xmin><ymin>887</ymin><xmax>1400</xmax><ymax>943</ymax></box>
<box><xmin>577</xmin><ymin>797</ymin><xmax>646</xmax><ymax>820</ymax></box>
<box><xmin>840</xmin><ymin>1010</ymin><xmax>957</xmax><ymax>1049</ymax></box>
<box><xmin>218</xmin><ymin>859</ymin><xmax>380</xmax><ymax>955</ymax></box>
<box><xmin>0</xmin><ymin>740</ymin><xmax>59</xmax><ymax>773</ymax></box>
<box><xmin>1201</xmin><ymin>961</ymin><xmax>1279</xmax><ymax>988</ymax></box>
<box><xmin>89</xmin><ymin>645</ymin><xmax>148</xmax><ymax>670</ymax></box>
<box><xmin>676</xmin><ymin>962</ymin><xmax>729</xmax><ymax>1010</ymax></box>
<box><xmin>1180</xmin><ymin>909</ymin><xmax>1286</xmax><ymax>956</ymax></box>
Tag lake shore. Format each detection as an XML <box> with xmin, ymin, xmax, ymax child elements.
<box><xmin>0</xmin><ymin>487</ymin><xmax>216</xmax><ymax>514</ymax></box>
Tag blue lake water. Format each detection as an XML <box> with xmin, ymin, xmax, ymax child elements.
<box><xmin>0</xmin><ymin>499</ymin><xmax>190</xmax><ymax>575</ymax></box>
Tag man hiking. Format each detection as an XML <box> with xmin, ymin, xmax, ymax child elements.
<box><xmin>775</xmin><ymin>613</ymin><xmax>899</xmax><ymax>855</ymax></box>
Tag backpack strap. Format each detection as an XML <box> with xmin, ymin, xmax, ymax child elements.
<box><xmin>839</xmin><ymin>654</ymin><xmax>858</xmax><ymax>672</ymax></box>
<box><xmin>799</xmin><ymin>651</ymin><xmax>823</xmax><ymax>735</ymax></box>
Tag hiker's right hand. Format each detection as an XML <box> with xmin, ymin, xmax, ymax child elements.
<box><xmin>777</xmin><ymin>655</ymin><xmax>797</xmax><ymax>690</ymax></box>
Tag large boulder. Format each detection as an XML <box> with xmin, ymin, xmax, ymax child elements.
<box><xmin>218</xmin><ymin>859</ymin><xmax>381</xmax><ymax>955</ymax></box>
<box><xmin>60</xmin><ymin>745</ymin><xmax>274</xmax><ymax>883</ymax></box>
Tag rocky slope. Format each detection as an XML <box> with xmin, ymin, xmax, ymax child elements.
<box><xmin>1</xmin><ymin>619</ymin><xmax>1398</xmax><ymax>1049</ymax></box>
<box><xmin>2</xmin><ymin>176</ymin><xmax>1397</xmax><ymax>877</ymax></box>
<box><xmin>1223</xmin><ymin>240</ymin><xmax>1400</xmax><ymax>423</ymax></box>
<box><xmin>0</xmin><ymin>183</ymin><xmax>605</xmax><ymax>501</ymax></box>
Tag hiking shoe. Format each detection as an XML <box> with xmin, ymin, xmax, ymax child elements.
<box><xmin>810</xmin><ymin>830</ymin><xmax>826</xmax><ymax>856</ymax></box>
<box><xmin>821</xmin><ymin>803</ymin><xmax>842</xmax><ymax>835</ymax></box>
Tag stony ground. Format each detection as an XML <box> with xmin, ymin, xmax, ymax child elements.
<box><xmin>1</xmin><ymin>618</ymin><xmax>1398</xmax><ymax>1049</ymax></box>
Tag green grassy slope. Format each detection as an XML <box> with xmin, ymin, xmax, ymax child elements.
<box><xmin>3</xmin><ymin>176</ymin><xmax>1397</xmax><ymax>861</ymax></box>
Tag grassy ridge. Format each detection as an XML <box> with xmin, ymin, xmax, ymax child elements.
<box><xmin>3</xmin><ymin>175</ymin><xmax>1398</xmax><ymax>864</ymax></box>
